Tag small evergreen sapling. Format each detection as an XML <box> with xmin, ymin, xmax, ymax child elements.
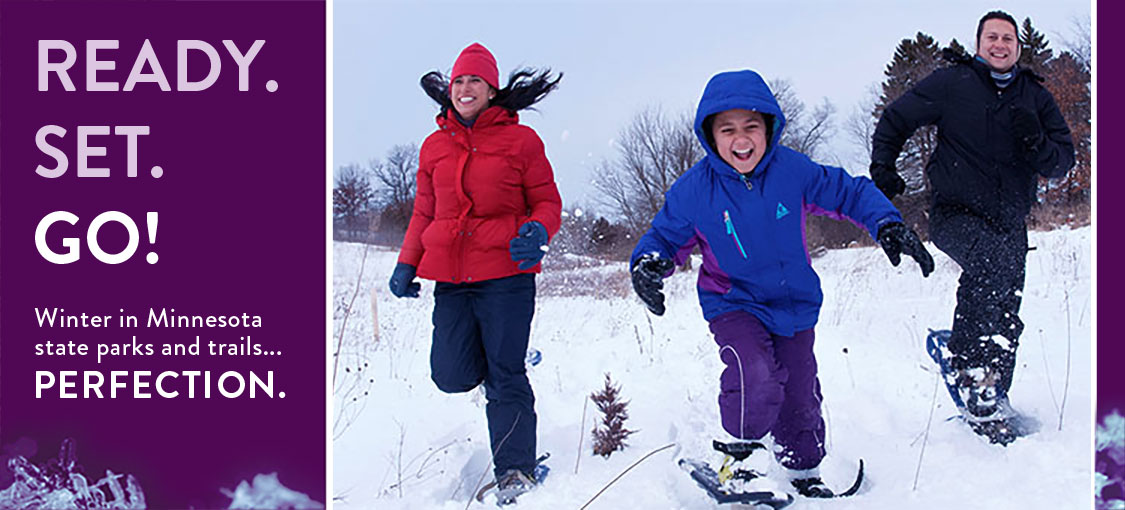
<box><xmin>590</xmin><ymin>373</ymin><xmax>635</xmax><ymax>458</ymax></box>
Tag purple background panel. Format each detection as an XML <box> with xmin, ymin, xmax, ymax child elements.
<box><xmin>0</xmin><ymin>1</ymin><xmax>326</xmax><ymax>507</ymax></box>
<box><xmin>1098</xmin><ymin>0</ymin><xmax>1121</xmax><ymax>422</ymax></box>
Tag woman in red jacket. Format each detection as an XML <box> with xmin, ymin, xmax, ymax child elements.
<box><xmin>388</xmin><ymin>42</ymin><xmax>562</xmax><ymax>505</ymax></box>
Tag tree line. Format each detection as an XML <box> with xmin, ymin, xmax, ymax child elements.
<box><xmin>335</xmin><ymin>16</ymin><xmax>1090</xmax><ymax>257</ymax></box>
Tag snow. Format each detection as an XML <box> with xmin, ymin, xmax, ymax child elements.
<box><xmin>332</xmin><ymin>227</ymin><xmax>1091</xmax><ymax>509</ymax></box>
<box><xmin>224</xmin><ymin>473</ymin><xmax>324</xmax><ymax>509</ymax></box>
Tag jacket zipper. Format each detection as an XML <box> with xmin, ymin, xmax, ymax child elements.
<box><xmin>453</xmin><ymin>128</ymin><xmax>472</xmax><ymax>282</ymax></box>
<box><xmin>740</xmin><ymin>173</ymin><xmax>753</xmax><ymax>191</ymax></box>
<box><xmin>723</xmin><ymin>210</ymin><xmax>747</xmax><ymax>259</ymax></box>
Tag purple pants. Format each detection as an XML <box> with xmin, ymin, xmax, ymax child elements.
<box><xmin>710</xmin><ymin>310</ymin><xmax>825</xmax><ymax>470</ymax></box>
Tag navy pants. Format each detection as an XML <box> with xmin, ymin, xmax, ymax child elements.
<box><xmin>710</xmin><ymin>310</ymin><xmax>825</xmax><ymax>470</ymax></box>
<box><xmin>930</xmin><ymin>206</ymin><xmax>1027</xmax><ymax>397</ymax></box>
<box><xmin>430</xmin><ymin>274</ymin><xmax>537</xmax><ymax>478</ymax></box>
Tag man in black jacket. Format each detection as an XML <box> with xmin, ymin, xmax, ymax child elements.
<box><xmin>870</xmin><ymin>10</ymin><xmax>1074</xmax><ymax>443</ymax></box>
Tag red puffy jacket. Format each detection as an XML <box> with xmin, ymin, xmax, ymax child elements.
<box><xmin>398</xmin><ymin>106</ymin><xmax>562</xmax><ymax>284</ymax></box>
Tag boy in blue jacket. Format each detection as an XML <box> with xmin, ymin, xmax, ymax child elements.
<box><xmin>631</xmin><ymin>70</ymin><xmax>933</xmax><ymax>497</ymax></box>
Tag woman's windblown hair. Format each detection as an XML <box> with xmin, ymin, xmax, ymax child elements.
<box><xmin>420</xmin><ymin>71</ymin><xmax>453</xmax><ymax>112</ymax></box>
<box><xmin>420</xmin><ymin>67</ymin><xmax>562</xmax><ymax>116</ymax></box>
<box><xmin>493</xmin><ymin>68</ymin><xmax>562</xmax><ymax>113</ymax></box>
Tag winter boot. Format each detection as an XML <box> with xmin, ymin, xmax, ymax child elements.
<box><xmin>955</xmin><ymin>367</ymin><xmax>1030</xmax><ymax>445</ymax></box>
<box><xmin>712</xmin><ymin>440</ymin><xmax>779</xmax><ymax>494</ymax></box>
<box><xmin>953</xmin><ymin>364</ymin><xmax>1004</xmax><ymax>421</ymax></box>
<box><xmin>964</xmin><ymin>394</ymin><xmax>1024</xmax><ymax>445</ymax></box>
<box><xmin>788</xmin><ymin>467</ymin><xmax>833</xmax><ymax>498</ymax></box>
<box><xmin>494</xmin><ymin>469</ymin><xmax>536</xmax><ymax>506</ymax></box>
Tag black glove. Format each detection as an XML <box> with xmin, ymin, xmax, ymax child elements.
<box><xmin>631</xmin><ymin>253</ymin><xmax>675</xmax><ymax>315</ymax></box>
<box><xmin>877</xmin><ymin>222</ymin><xmax>934</xmax><ymax>277</ymax></box>
<box><xmin>509</xmin><ymin>221</ymin><xmax>549</xmax><ymax>270</ymax></box>
<box><xmin>1010</xmin><ymin>105</ymin><xmax>1043</xmax><ymax>152</ymax></box>
<box><xmin>870</xmin><ymin>161</ymin><xmax>906</xmax><ymax>200</ymax></box>
<box><xmin>388</xmin><ymin>262</ymin><xmax>421</xmax><ymax>298</ymax></box>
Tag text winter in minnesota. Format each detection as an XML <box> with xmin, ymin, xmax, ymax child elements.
<box><xmin>33</xmin><ymin>308</ymin><xmax>263</xmax><ymax>328</ymax></box>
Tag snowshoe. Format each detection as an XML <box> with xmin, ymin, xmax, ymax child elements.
<box><xmin>676</xmin><ymin>440</ymin><xmax>794</xmax><ymax>507</ymax></box>
<box><xmin>678</xmin><ymin>457</ymin><xmax>794</xmax><ymax>508</ymax></box>
<box><xmin>926</xmin><ymin>329</ymin><xmax>1038</xmax><ymax>444</ymax></box>
<box><xmin>475</xmin><ymin>453</ymin><xmax>550</xmax><ymax>506</ymax></box>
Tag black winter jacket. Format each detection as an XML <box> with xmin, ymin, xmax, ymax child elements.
<box><xmin>872</xmin><ymin>51</ymin><xmax>1075</xmax><ymax>228</ymax></box>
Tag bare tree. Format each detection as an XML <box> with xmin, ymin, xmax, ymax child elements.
<box><xmin>593</xmin><ymin>107</ymin><xmax>702</xmax><ymax>234</ymax></box>
<box><xmin>843</xmin><ymin>85</ymin><xmax>884</xmax><ymax>172</ymax></box>
<box><xmin>593</xmin><ymin>85</ymin><xmax>836</xmax><ymax>236</ymax></box>
<box><xmin>371</xmin><ymin>143</ymin><xmax>419</xmax><ymax>235</ymax></box>
<box><xmin>1058</xmin><ymin>14</ymin><xmax>1091</xmax><ymax>71</ymax></box>
<box><xmin>769</xmin><ymin>78</ymin><xmax>836</xmax><ymax>160</ymax></box>
<box><xmin>334</xmin><ymin>163</ymin><xmax>375</xmax><ymax>238</ymax></box>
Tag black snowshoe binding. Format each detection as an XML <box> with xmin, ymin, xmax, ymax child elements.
<box><xmin>494</xmin><ymin>469</ymin><xmax>535</xmax><ymax>506</ymax></box>
<box><xmin>953</xmin><ymin>366</ymin><xmax>1003</xmax><ymax>419</ymax></box>
<box><xmin>790</xmin><ymin>460</ymin><xmax>865</xmax><ymax>499</ymax></box>
<box><xmin>714</xmin><ymin>440</ymin><xmax>770</xmax><ymax>484</ymax></box>
<box><xmin>791</xmin><ymin>476</ymin><xmax>834</xmax><ymax>498</ymax></box>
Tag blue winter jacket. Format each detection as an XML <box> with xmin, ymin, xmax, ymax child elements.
<box><xmin>630</xmin><ymin>70</ymin><xmax>902</xmax><ymax>336</ymax></box>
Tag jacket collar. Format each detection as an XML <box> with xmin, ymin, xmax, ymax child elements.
<box><xmin>948</xmin><ymin>48</ymin><xmax>1044</xmax><ymax>87</ymax></box>
<box><xmin>436</xmin><ymin>106</ymin><xmax>518</xmax><ymax>132</ymax></box>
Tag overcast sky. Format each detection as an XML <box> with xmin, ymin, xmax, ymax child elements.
<box><xmin>333</xmin><ymin>0</ymin><xmax>1091</xmax><ymax>211</ymax></box>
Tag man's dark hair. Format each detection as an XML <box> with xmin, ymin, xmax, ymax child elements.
<box><xmin>976</xmin><ymin>10</ymin><xmax>1019</xmax><ymax>45</ymax></box>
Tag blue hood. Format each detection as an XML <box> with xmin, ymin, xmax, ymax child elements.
<box><xmin>693</xmin><ymin>70</ymin><xmax>787</xmax><ymax>177</ymax></box>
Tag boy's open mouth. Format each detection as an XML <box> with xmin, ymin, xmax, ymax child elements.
<box><xmin>732</xmin><ymin>148</ymin><xmax>754</xmax><ymax>161</ymax></box>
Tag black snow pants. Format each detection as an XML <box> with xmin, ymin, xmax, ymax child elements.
<box><xmin>929</xmin><ymin>205</ymin><xmax>1028</xmax><ymax>398</ymax></box>
<box><xmin>429</xmin><ymin>273</ymin><xmax>537</xmax><ymax>479</ymax></box>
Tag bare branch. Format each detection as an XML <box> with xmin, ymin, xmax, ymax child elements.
<box><xmin>592</xmin><ymin>106</ymin><xmax>702</xmax><ymax>235</ymax></box>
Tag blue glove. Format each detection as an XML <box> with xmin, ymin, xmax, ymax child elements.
<box><xmin>388</xmin><ymin>263</ymin><xmax>421</xmax><ymax>298</ymax></box>
<box><xmin>509</xmin><ymin>221</ymin><xmax>548</xmax><ymax>270</ymax></box>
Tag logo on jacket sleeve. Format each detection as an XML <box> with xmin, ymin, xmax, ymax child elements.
<box><xmin>776</xmin><ymin>202</ymin><xmax>790</xmax><ymax>219</ymax></box>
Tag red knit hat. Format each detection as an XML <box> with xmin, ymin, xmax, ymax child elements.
<box><xmin>451</xmin><ymin>43</ymin><xmax>499</xmax><ymax>90</ymax></box>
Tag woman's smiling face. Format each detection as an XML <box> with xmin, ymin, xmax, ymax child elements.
<box><xmin>450</xmin><ymin>74</ymin><xmax>493</xmax><ymax>121</ymax></box>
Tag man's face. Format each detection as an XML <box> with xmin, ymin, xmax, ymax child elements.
<box><xmin>977</xmin><ymin>18</ymin><xmax>1019</xmax><ymax>72</ymax></box>
<box><xmin>711</xmin><ymin>109</ymin><xmax>768</xmax><ymax>175</ymax></box>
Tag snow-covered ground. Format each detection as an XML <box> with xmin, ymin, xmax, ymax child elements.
<box><xmin>332</xmin><ymin>227</ymin><xmax>1092</xmax><ymax>509</ymax></box>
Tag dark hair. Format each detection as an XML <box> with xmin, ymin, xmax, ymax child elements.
<box><xmin>420</xmin><ymin>67</ymin><xmax>562</xmax><ymax>116</ymax></box>
<box><xmin>977</xmin><ymin>10</ymin><xmax>1019</xmax><ymax>45</ymax></box>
